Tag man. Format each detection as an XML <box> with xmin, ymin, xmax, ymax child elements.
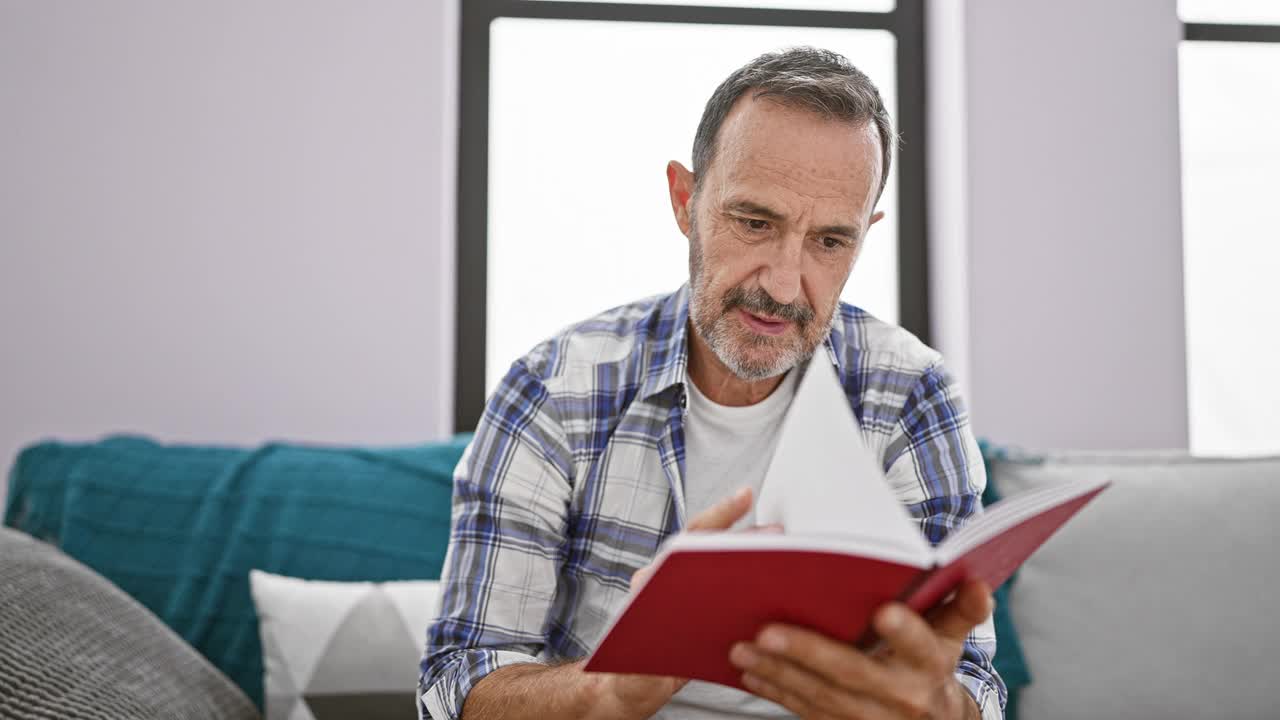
<box><xmin>419</xmin><ymin>47</ymin><xmax>1005</xmax><ymax>720</ymax></box>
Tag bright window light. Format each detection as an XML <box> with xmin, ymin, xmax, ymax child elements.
<box><xmin>526</xmin><ymin>1</ymin><xmax>895</xmax><ymax>11</ymax></box>
<box><xmin>1179</xmin><ymin>41</ymin><xmax>1280</xmax><ymax>455</ymax></box>
<box><xmin>487</xmin><ymin>18</ymin><xmax>898</xmax><ymax>391</ymax></box>
<box><xmin>1179</xmin><ymin>0</ymin><xmax>1280</xmax><ymax>24</ymax></box>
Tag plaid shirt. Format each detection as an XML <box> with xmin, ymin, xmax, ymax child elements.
<box><xmin>419</xmin><ymin>285</ymin><xmax>1006</xmax><ymax>720</ymax></box>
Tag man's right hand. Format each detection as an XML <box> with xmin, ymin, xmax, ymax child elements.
<box><xmin>461</xmin><ymin>487</ymin><xmax>757</xmax><ymax>720</ymax></box>
<box><xmin>593</xmin><ymin>486</ymin><xmax>756</xmax><ymax>719</ymax></box>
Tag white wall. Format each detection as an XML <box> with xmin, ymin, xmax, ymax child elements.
<box><xmin>929</xmin><ymin>0</ymin><xmax>1190</xmax><ymax>451</ymax></box>
<box><xmin>0</xmin><ymin>0</ymin><xmax>458</xmax><ymax>507</ymax></box>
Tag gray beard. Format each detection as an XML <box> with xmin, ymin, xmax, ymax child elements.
<box><xmin>687</xmin><ymin>227</ymin><xmax>829</xmax><ymax>381</ymax></box>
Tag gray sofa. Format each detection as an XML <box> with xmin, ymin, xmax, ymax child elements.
<box><xmin>4</xmin><ymin>443</ymin><xmax>1275</xmax><ymax>720</ymax></box>
<box><xmin>988</xmin><ymin>450</ymin><xmax>1280</xmax><ymax>720</ymax></box>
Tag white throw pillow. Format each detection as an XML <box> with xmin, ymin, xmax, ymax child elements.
<box><xmin>992</xmin><ymin>452</ymin><xmax>1280</xmax><ymax>720</ymax></box>
<box><xmin>249</xmin><ymin>570</ymin><xmax>441</xmax><ymax>720</ymax></box>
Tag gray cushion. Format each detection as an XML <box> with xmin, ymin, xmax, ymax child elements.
<box><xmin>992</xmin><ymin>452</ymin><xmax>1280</xmax><ymax>720</ymax></box>
<box><xmin>0</xmin><ymin>526</ymin><xmax>259</xmax><ymax>719</ymax></box>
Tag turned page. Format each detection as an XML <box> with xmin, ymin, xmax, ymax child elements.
<box><xmin>933</xmin><ymin>473</ymin><xmax>1111</xmax><ymax>566</ymax></box>
<box><xmin>753</xmin><ymin>358</ymin><xmax>931</xmax><ymax>565</ymax></box>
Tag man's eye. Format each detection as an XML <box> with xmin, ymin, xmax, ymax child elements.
<box><xmin>821</xmin><ymin>236</ymin><xmax>846</xmax><ymax>250</ymax></box>
<box><xmin>740</xmin><ymin>218</ymin><xmax>770</xmax><ymax>232</ymax></box>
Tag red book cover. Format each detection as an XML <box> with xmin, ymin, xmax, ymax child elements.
<box><xmin>584</xmin><ymin>360</ymin><xmax>1109</xmax><ymax>687</ymax></box>
<box><xmin>585</xmin><ymin>547</ymin><xmax>925</xmax><ymax>689</ymax></box>
<box><xmin>584</xmin><ymin>479</ymin><xmax>1109</xmax><ymax>688</ymax></box>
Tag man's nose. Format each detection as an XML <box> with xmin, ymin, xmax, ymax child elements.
<box><xmin>758</xmin><ymin>235</ymin><xmax>803</xmax><ymax>306</ymax></box>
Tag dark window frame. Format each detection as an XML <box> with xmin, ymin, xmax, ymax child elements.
<box><xmin>1184</xmin><ymin>21</ymin><xmax>1280</xmax><ymax>43</ymax></box>
<box><xmin>455</xmin><ymin>0</ymin><xmax>929</xmax><ymax>432</ymax></box>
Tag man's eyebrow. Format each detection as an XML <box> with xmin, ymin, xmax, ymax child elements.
<box><xmin>813</xmin><ymin>221</ymin><xmax>862</xmax><ymax>239</ymax></box>
<box><xmin>724</xmin><ymin>199</ymin><xmax>786</xmax><ymax>221</ymax></box>
<box><xmin>725</xmin><ymin>199</ymin><xmax>861</xmax><ymax>238</ymax></box>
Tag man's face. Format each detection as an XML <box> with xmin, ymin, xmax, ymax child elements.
<box><xmin>675</xmin><ymin>95</ymin><xmax>885</xmax><ymax>381</ymax></box>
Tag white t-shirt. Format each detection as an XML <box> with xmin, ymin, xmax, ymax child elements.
<box><xmin>681</xmin><ymin>367</ymin><xmax>799</xmax><ymax>525</ymax></box>
<box><xmin>656</xmin><ymin>369</ymin><xmax>799</xmax><ymax>720</ymax></box>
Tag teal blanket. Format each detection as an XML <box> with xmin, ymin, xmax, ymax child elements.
<box><xmin>4</xmin><ymin>435</ymin><xmax>467</xmax><ymax>709</ymax></box>
<box><xmin>979</xmin><ymin>440</ymin><xmax>1033</xmax><ymax>719</ymax></box>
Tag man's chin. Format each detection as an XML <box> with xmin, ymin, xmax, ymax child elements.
<box><xmin>719</xmin><ymin>345</ymin><xmax>800</xmax><ymax>381</ymax></box>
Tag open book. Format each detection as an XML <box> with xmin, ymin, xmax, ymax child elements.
<box><xmin>584</xmin><ymin>358</ymin><xmax>1108</xmax><ymax>689</ymax></box>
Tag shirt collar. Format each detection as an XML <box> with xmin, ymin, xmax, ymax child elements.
<box><xmin>823</xmin><ymin>311</ymin><xmax>847</xmax><ymax>376</ymax></box>
<box><xmin>639</xmin><ymin>285</ymin><xmax>691</xmax><ymax>401</ymax></box>
<box><xmin>640</xmin><ymin>284</ymin><xmax>847</xmax><ymax>401</ymax></box>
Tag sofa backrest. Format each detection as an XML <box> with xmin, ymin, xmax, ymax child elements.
<box><xmin>990</xmin><ymin>451</ymin><xmax>1280</xmax><ymax>720</ymax></box>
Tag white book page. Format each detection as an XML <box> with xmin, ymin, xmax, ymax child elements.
<box><xmin>754</xmin><ymin>359</ymin><xmax>931</xmax><ymax>566</ymax></box>
<box><xmin>933</xmin><ymin>474</ymin><xmax>1110</xmax><ymax>565</ymax></box>
<box><xmin>668</xmin><ymin>530</ymin><xmax>933</xmax><ymax>570</ymax></box>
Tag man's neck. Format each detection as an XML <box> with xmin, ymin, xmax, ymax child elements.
<box><xmin>686</xmin><ymin>320</ymin><xmax>788</xmax><ymax>407</ymax></box>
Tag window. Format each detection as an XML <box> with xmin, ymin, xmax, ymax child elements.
<box><xmin>456</xmin><ymin>1</ymin><xmax>928</xmax><ymax>432</ymax></box>
<box><xmin>1179</xmin><ymin>6</ymin><xmax>1280</xmax><ymax>454</ymax></box>
<box><xmin>531</xmin><ymin>0</ymin><xmax>896</xmax><ymax>9</ymax></box>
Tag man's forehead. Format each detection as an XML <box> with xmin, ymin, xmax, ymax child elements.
<box><xmin>707</xmin><ymin>96</ymin><xmax>882</xmax><ymax>211</ymax></box>
<box><xmin>720</xmin><ymin>153</ymin><xmax>864</xmax><ymax>199</ymax></box>
<box><xmin>710</xmin><ymin>145</ymin><xmax>877</xmax><ymax>224</ymax></box>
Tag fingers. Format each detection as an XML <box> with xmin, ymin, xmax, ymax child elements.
<box><xmin>872</xmin><ymin>603</ymin><xmax>945</xmax><ymax>672</ymax></box>
<box><xmin>872</xmin><ymin>583</ymin><xmax>991</xmax><ymax>674</ymax></box>
<box><xmin>629</xmin><ymin>564</ymin><xmax>655</xmax><ymax>592</ymax></box>
<box><xmin>632</xmin><ymin>488</ymin><xmax>755</xmax><ymax>594</ymax></box>
<box><xmin>686</xmin><ymin>486</ymin><xmax>753</xmax><ymax>531</ymax></box>
<box><xmin>732</xmin><ymin>598</ymin><xmax>989</xmax><ymax>720</ymax></box>
<box><xmin>746</xmin><ymin>625</ymin><xmax>892</xmax><ymax>696</ymax></box>
<box><xmin>924</xmin><ymin>580</ymin><xmax>993</xmax><ymax>644</ymax></box>
<box><xmin>732</xmin><ymin>622</ymin><xmax>974</xmax><ymax>720</ymax></box>
<box><xmin>729</xmin><ymin>642</ymin><xmax>894</xmax><ymax>720</ymax></box>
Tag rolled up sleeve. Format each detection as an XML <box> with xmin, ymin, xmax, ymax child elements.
<box><xmin>418</xmin><ymin>360</ymin><xmax>575</xmax><ymax>720</ymax></box>
<box><xmin>884</xmin><ymin>362</ymin><xmax>1008</xmax><ymax>720</ymax></box>
<box><xmin>956</xmin><ymin>615</ymin><xmax>1005</xmax><ymax>720</ymax></box>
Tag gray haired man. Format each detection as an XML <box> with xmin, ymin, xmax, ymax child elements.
<box><xmin>419</xmin><ymin>47</ymin><xmax>1005</xmax><ymax>720</ymax></box>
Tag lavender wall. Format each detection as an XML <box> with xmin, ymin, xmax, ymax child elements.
<box><xmin>0</xmin><ymin>0</ymin><xmax>458</xmax><ymax>507</ymax></box>
<box><xmin>928</xmin><ymin>0</ymin><xmax>1189</xmax><ymax>451</ymax></box>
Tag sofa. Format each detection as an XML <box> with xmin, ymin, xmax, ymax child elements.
<box><xmin>983</xmin><ymin>448</ymin><xmax>1280</xmax><ymax>719</ymax></box>
<box><xmin>3</xmin><ymin>435</ymin><xmax>1277</xmax><ymax>719</ymax></box>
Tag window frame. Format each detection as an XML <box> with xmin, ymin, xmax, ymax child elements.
<box><xmin>454</xmin><ymin>0</ymin><xmax>929</xmax><ymax>432</ymax></box>
<box><xmin>1184</xmin><ymin>21</ymin><xmax>1280</xmax><ymax>43</ymax></box>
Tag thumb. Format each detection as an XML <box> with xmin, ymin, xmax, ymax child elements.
<box><xmin>686</xmin><ymin>487</ymin><xmax>753</xmax><ymax>531</ymax></box>
<box><xmin>630</xmin><ymin>563</ymin><xmax>655</xmax><ymax>592</ymax></box>
<box><xmin>630</xmin><ymin>488</ymin><xmax>753</xmax><ymax>594</ymax></box>
<box><xmin>928</xmin><ymin>579</ymin><xmax>994</xmax><ymax>644</ymax></box>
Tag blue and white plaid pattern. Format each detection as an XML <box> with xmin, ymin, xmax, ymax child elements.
<box><xmin>419</xmin><ymin>285</ymin><xmax>1006</xmax><ymax>720</ymax></box>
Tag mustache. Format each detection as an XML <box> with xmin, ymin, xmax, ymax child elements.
<box><xmin>721</xmin><ymin>286</ymin><xmax>815</xmax><ymax>327</ymax></box>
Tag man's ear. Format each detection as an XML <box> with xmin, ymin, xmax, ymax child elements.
<box><xmin>667</xmin><ymin>160</ymin><xmax>696</xmax><ymax>236</ymax></box>
<box><xmin>869</xmin><ymin>210</ymin><xmax>886</xmax><ymax>226</ymax></box>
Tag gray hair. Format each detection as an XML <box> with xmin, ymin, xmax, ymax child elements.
<box><xmin>691</xmin><ymin>46</ymin><xmax>896</xmax><ymax>204</ymax></box>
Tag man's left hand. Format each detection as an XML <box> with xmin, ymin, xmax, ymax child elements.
<box><xmin>728</xmin><ymin>579</ymin><xmax>992</xmax><ymax>720</ymax></box>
